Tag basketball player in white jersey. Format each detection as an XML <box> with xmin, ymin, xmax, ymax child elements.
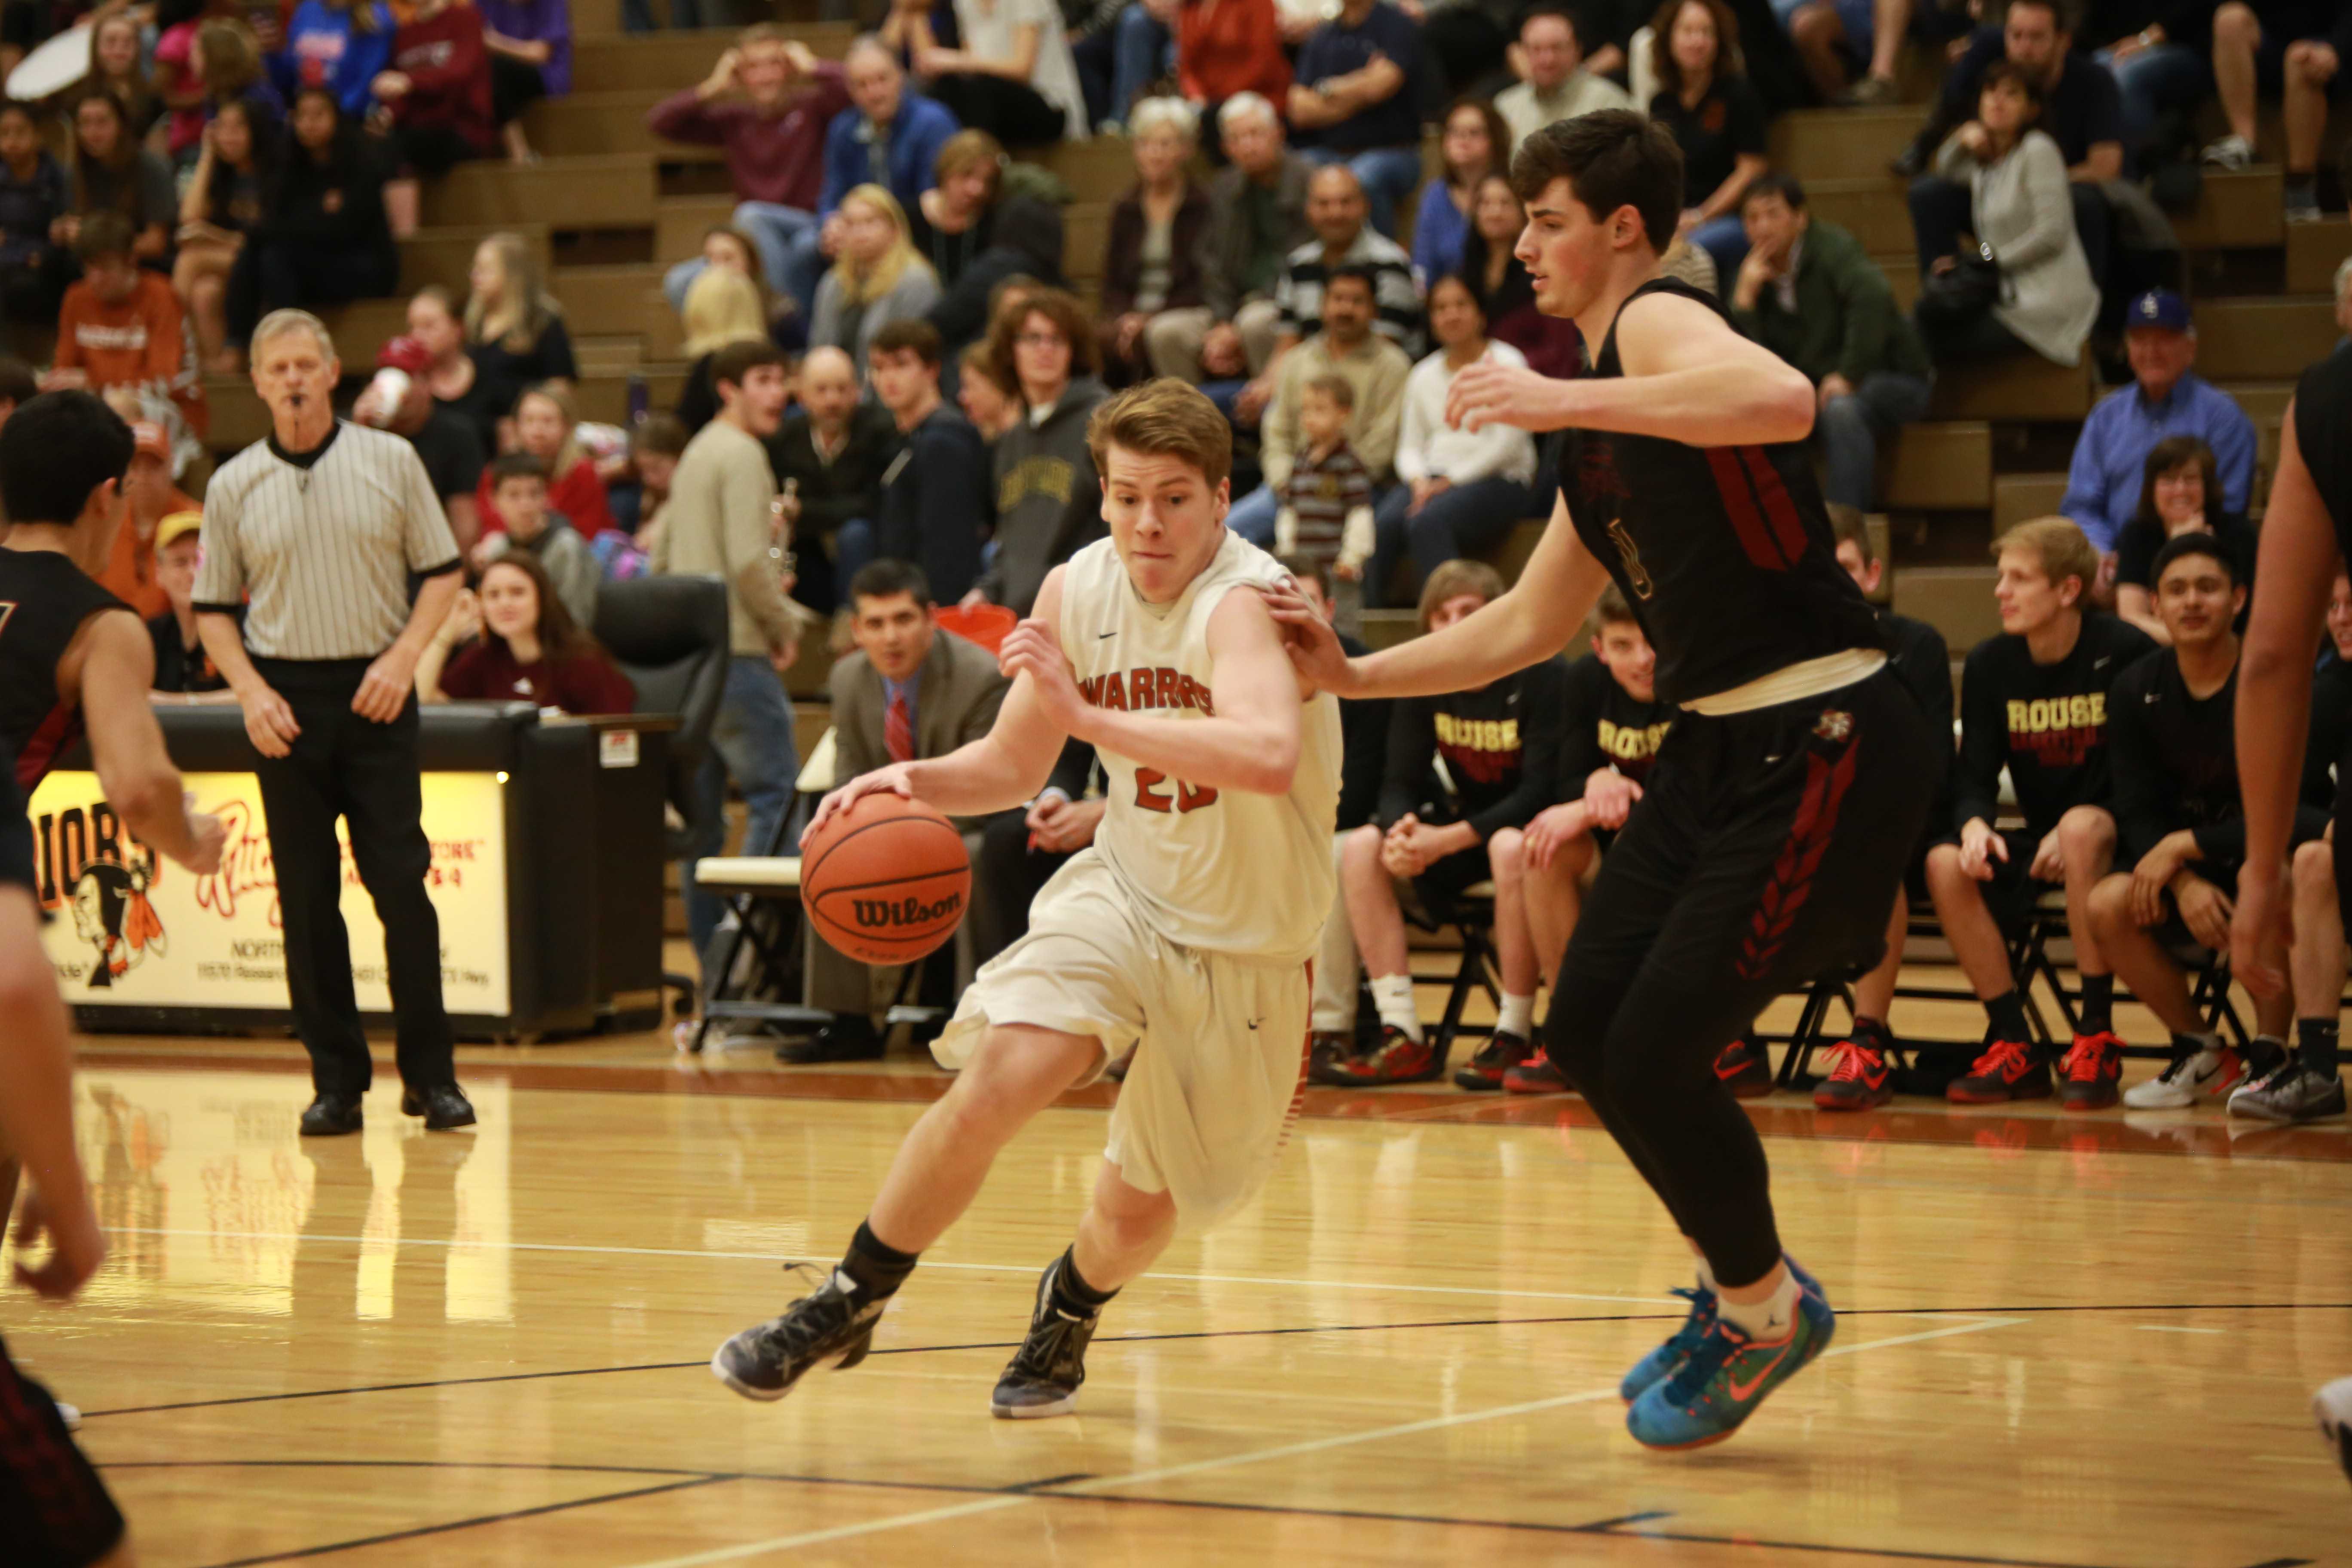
<box><xmin>712</xmin><ymin>379</ymin><xmax>1343</xmax><ymax>1418</ymax></box>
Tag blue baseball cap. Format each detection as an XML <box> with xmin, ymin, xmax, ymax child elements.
<box><xmin>2125</xmin><ymin>289</ymin><xmax>2192</xmax><ymax>332</ymax></box>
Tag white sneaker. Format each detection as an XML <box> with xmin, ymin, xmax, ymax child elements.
<box><xmin>2122</xmin><ymin>1044</ymin><xmax>2236</xmax><ymax>1109</ymax></box>
<box><xmin>2202</xmin><ymin>134</ymin><xmax>2254</xmax><ymax>169</ymax></box>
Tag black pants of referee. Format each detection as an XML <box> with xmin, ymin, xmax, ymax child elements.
<box><xmin>252</xmin><ymin>657</ymin><xmax>454</xmax><ymax>1099</ymax></box>
<box><xmin>1540</xmin><ymin>669</ymin><xmax>1936</xmax><ymax>1287</ymax></box>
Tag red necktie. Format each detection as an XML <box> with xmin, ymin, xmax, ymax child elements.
<box><xmin>886</xmin><ymin>689</ymin><xmax>913</xmax><ymax>763</ymax></box>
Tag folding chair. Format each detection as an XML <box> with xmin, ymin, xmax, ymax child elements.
<box><xmin>1769</xmin><ymin>969</ymin><xmax>1864</xmax><ymax>1089</ymax></box>
<box><xmin>1403</xmin><ymin>880</ymin><xmax>1500</xmax><ymax>1057</ymax></box>
<box><xmin>686</xmin><ymin>730</ymin><xmax>838</xmax><ymax>1051</ymax></box>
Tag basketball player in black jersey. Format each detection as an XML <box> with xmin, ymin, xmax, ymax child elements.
<box><xmin>0</xmin><ymin>392</ymin><xmax>224</xmax><ymax>880</ymax></box>
<box><xmin>1270</xmin><ymin>110</ymin><xmax>1936</xmax><ymax>1450</ymax></box>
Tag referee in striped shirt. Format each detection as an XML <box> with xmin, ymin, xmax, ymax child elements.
<box><xmin>193</xmin><ymin>310</ymin><xmax>477</xmax><ymax>1139</ymax></box>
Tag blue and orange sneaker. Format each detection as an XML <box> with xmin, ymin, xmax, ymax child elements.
<box><xmin>1618</xmin><ymin>1256</ymin><xmax>1824</xmax><ymax>1405</ymax></box>
<box><xmin>1626</xmin><ymin>1267</ymin><xmax>1835</xmax><ymax>1450</ymax></box>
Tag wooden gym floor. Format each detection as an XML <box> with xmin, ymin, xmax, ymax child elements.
<box><xmin>10</xmin><ymin>982</ymin><xmax>2351</xmax><ymax>1567</ymax></box>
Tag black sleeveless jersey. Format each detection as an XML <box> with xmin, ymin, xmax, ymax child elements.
<box><xmin>2294</xmin><ymin>350</ymin><xmax>2352</xmax><ymax>553</ymax></box>
<box><xmin>0</xmin><ymin>547</ymin><xmax>132</xmax><ymax>791</ymax></box>
<box><xmin>1557</xmin><ymin>276</ymin><xmax>1886</xmax><ymax>707</ymax></box>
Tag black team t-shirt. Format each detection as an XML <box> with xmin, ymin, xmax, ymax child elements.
<box><xmin>1378</xmin><ymin>656</ymin><xmax>1569</xmax><ymax>841</ymax></box>
<box><xmin>1556</xmin><ymin>652</ymin><xmax>1674</xmax><ymax>793</ymax></box>
<box><xmin>2108</xmin><ymin>646</ymin><xmax>2336</xmax><ymax>864</ymax></box>
<box><xmin>1952</xmin><ymin>612</ymin><xmax>2157</xmax><ymax>838</ymax></box>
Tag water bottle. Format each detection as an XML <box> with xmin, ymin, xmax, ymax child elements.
<box><xmin>626</xmin><ymin>371</ymin><xmax>648</xmax><ymax>427</ymax></box>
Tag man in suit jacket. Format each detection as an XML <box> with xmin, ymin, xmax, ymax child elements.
<box><xmin>784</xmin><ymin>557</ymin><xmax>1012</xmax><ymax>1063</ymax></box>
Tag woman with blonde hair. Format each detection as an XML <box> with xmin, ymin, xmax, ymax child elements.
<box><xmin>809</xmin><ymin>184</ymin><xmax>940</xmax><ymax>379</ymax></box>
<box><xmin>466</xmin><ymin>231</ymin><xmax>577</xmax><ymax>395</ymax></box>
<box><xmin>674</xmin><ymin>266</ymin><xmax>775</xmax><ymax>433</ymax></box>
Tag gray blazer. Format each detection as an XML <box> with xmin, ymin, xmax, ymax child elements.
<box><xmin>828</xmin><ymin>625</ymin><xmax>1009</xmax><ymax>830</ymax></box>
<box><xmin>1199</xmin><ymin>152</ymin><xmax>1316</xmax><ymax>323</ymax></box>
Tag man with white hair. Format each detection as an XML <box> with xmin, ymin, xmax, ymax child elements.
<box><xmin>1145</xmin><ymin>92</ymin><xmax>1314</xmax><ymax>384</ymax></box>
<box><xmin>193</xmin><ymin>310</ymin><xmax>474</xmax><ymax>1139</ymax></box>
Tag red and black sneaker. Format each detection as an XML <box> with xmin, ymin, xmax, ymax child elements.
<box><xmin>2056</xmin><ymin>1029</ymin><xmax>2124</xmax><ymax>1112</ymax></box>
<box><xmin>1946</xmin><ymin>1038</ymin><xmax>2050</xmax><ymax>1104</ymax></box>
<box><xmin>1452</xmin><ymin>1030</ymin><xmax>1534</xmax><ymax>1091</ymax></box>
<box><xmin>1332</xmin><ymin>1025</ymin><xmax>1446</xmax><ymax>1086</ymax></box>
<box><xmin>1502</xmin><ymin>1044</ymin><xmax>1569</xmax><ymax>1094</ymax></box>
<box><xmin>1813</xmin><ymin>1038</ymin><xmax>1894</xmax><ymax>1111</ymax></box>
<box><xmin>1714</xmin><ymin>1037</ymin><xmax>1775</xmax><ymax>1099</ymax></box>
<box><xmin>1308</xmin><ymin>1031</ymin><xmax>1360</xmax><ymax>1087</ymax></box>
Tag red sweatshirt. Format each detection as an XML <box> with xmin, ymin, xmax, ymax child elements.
<box><xmin>645</xmin><ymin>65</ymin><xmax>848</xmax><ymax>211</ymax></box>
<box><xmin>1179</xmin><ymin>0</ymin><xmax>1291</xmax><ymax>106</ymax></box>
<box><xmin>392</xmin><ymin>4</ymin><xmax>495</xmax><ymax>155</ymax></box>
<box><xmin>477</xmin><ymin>456</ymin><xmax>620</xmax><ymax>539</ymax></box>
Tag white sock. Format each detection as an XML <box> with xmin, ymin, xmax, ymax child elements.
<box><xmin>1717</xmin><ymin>1265</ymin><xmax>1802</xmax><ymax>1341</ymax></box>
<box><xmin>1496</xmin><ymin>991</ymin><xmax>1536</xmax><ymax>1040</ymax></box>
<box><xmin>1370</xmin><ymin>974</ymin><xmax>1423</xmax><ymax>1044</ymax></box>
<box><xmin>1694</xmin><ymin>1256</ymin><xmax>1718</xmax><ymax>1294</ymax></box>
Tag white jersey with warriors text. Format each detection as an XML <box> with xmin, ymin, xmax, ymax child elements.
<box><xmin>1055</xmin><ymin>530</ymin><xmax>1341</xmax><ymax>966</ymax></box>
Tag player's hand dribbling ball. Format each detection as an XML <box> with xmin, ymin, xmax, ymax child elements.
<box><xmin>800</xmin><ymin>792</ymin><xmax>972</xmax><ymax>966</ymax></box>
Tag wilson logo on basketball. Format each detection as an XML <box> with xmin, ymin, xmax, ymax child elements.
<box><xmin>850</xmin><ymin>890</ymin><xmax>965</xmax><ymax>928</ymax></box>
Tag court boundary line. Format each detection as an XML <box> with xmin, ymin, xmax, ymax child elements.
<box><xmin>190</xmin><ymin>1475</ymin><xmax>729</xmax><ymax>1568</ymax></box>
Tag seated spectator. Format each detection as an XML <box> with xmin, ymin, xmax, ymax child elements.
<box><xmin>769</xmin><ymin>345</ymin><xmax>902</xmax><ymax>611</ymax></box>
<box><xmin>92</xmin><ymin>420</ymin><xmax>197</xmax><ymax>619</ymax></box>
<box><xmin>662</xmin><ymin>220</ymin><xmax>785</xmax><ymax>331</ymax></box>
<box><xmin>1146</xmin><ymin>92</ymin><xmax>1311</xmax><ymax>383</ymax></box>
<box><xmin>1369</xmin><ymin>272</ymin><xmax>1538</xmax><ymax>606</ymax></box>
<box><xmin>1239</xmin><ymin>164</ymin><xmax>1418</xmax><ymax>426</ymax></box>
<box><xmin>224</xmin><ymin>88</ymin><xmax>398</xmax><ymax>354</ymax></box>
<box><xmin>147</xmin><ymin>511</ymin><xmax>233</xmax><ymax>697</ymax></box>
<box><xmin>410</xmin><ymin>283</ymin><xmax>503</xmax><ymax>454</ymax></box>
<box><xmin>467</xmin><ymin>232</ymin><xmax>577</xmax><ymax>397</ymax></box>
<box><xmin>90</xmin><ymin>12</ymin><xmax>161</xmax><ymax>139</ymax></box>
<box><xmin>274</xmin><ymin>0</ymin><xmax>396</xmax><ymax>119</ymax></box>
<box><xmin>1286</xmin><ymin>0</ymin><xmax>1428</xmax><ymax>237</ymax></box>
<box><xmin>0</xmin><ymin>101</ymin><xmax>70</xmax><ymax>344</ymax></box>
<box><xmin>1273</xmin><ymin>372</ymin><xmax>1376</xmax><ymax>630</ymax></box>
<box><xmin>472</xmin><ymin>452</ymin><xmax>604</xmax><ymax>627</ymax></box>
<box><xmin>1808</xmin><ymin>507</ymin><xmax>1954</xmax><ymax>1109</ymax></box>
<box><xmin>375</xmin><ymin>0</ymin><xmax>497</xmax><ymax>235</ymax></box>
<box><xmin>906</xmin><ymin>129</ymin><xmax>1006</xmax><ymax>300</ymax></box>
<box><xmin>2204</xmin><ymin>1</ymin><xmax>2349</xmax><ymax>218</ymax></box>
<box><xmin>1903</xmin><ymin>0</ymin><xmax>2119</xmax><ymax>284</ymax></box>
<box><xmin>2112</xmin><ymin>437</ymin><xmax>2256</xmax><ymax>644</ymax></box>
<box><xmin>2076</xmin><ymin>7</ymin><xmax>2209</xmax><ymax>166</ymax></box>
<box><xmin>2268</xmin><ymin>577</ymin><xmax>2352</xmax><ymax>1121</ymax></box>
<box><xmin>971</xmin><ymin>287</ymin><xmax>1108</xmax><ymax>613</ymax></box>
<box><xmin>1230</xmin><ymin>265</ymin><xmax>1411</xmax><ymax>545</ymax></box>
<box><xmin>2082</xmin><ymin>533</ymin><xmax>2318</xmax><ymax>1112</ymax></box>
<box><xmin>816</xmin><ymin>37</ymin><xmax>957</xmax><ymax>306</ymax></box>
<box><xmin>1648</xmin><ymin>0</ymin><xmax>1768</xmax><ymax>282</ymax></box>
<box><xmin>612</xmin><ymin>409</ymin><xmax>687</xmax><ymax>539</ymax></box>
<box><xmin>194</xmin><ymin>18</ymin><xmax>289</xmax><ymax>142</ymax></box>
<box><xmin>648</xmin><ymin>26</ymin><xmax>849</xmax><ymax>313</ymax></box>
<box><xmin>1098</xmin><ymin>97</ymin><xmax>1211</xmax><ymax>388</ymax></box>
<box><xmin>154</xmin><ymin>18</ymin><xmax>211</xmax><ymax>162</ymax></box>
<box><xmin>477</xmin><ymin>0</ymin><xmax>573</xmax><ymax>164</ymax></box>
<box><xmin>64</xmin><ymin>92</ymin><xmax>175</xmax><ymax>267</ymax></box>
<box><xmin>810</xmin><ymin>184</ymin><xmax>941</xmax><ymax>375</ymax></box>
<box><xmin>1461</xmin><ymin>173</ymin><xmax>1583</xmax><ymax>378</ymax></box>
<box><xmin>1176</xmin><ymin>0</ymin><xmax>1292</xmax><ymax>123</ymax></box>
<box><xmin>49</xmin><ymin>214</ymin><xmax>205</xmax><ymax>469</ymax></box>
<box><xmin>1491</xmin><ymin>588</ymin><xmax>1670</xmax><ymax>1090</ymax></box>
<box><xmin>892</xmin><ymin>0</ymin><xmax>1090</xmax><ymax>146</ymax></box>
<box><xmin>1413</xmin><ymin>97</ymin><xmax>1509</xmax><ymax>288</ymax></box>
<box><xmin>868</xmin><ymin>318</ymin><xmax>990</xmax><ymax>605</ymax></box>
<box><xmin>418</xmin><ymin>551</ymin><xmax>636</xmax><ymax>713</ymax></box>
<box><xmin>354</xmin><ymin>333</ymin><xmax>488</xmax><ymax>549</ymax></box>
<box><xmin>1921</xmin><ymin>518</ymin><xmax>2154</xmax><ymax>1101</ymax></box>
<box><xmin>1069</xmin><ymin>0</ymin><xmax>1177</xmax><ymax>132</ymax></box>
<box><xmin>956</xmin><ymin>339</ymin><xmax>1020</xmax><ymax>438</ymax></box>
<box><xmin>2060</xmin><ymin>290</ymin><xmax>2257</xmax><ymax>557</ymax></box>
<box><xmin>477</xmin><ymin>381</ymin><xmax>616</xmax><ymax>539</ymax></box>
<box><xmin>1317</xmin><ymin>561</ymin><xmax>1567</xmax><ymax>1087</ymax></box>
<box><xmin>1777</xmin><ymin>0</ymin><xmax>1907</xmax><ymax>106</ymax></box>
<box><xmin>674</xmin><ymin>265</ymin><xmax>772</xmax><ymax>435</ymax></box>
<box><xmin>1494</xmin><ymin>4</ymin><xmax>1635</xmax><ymax>154</ymax></box>
<box><xmin>1729</xmin><ymin>173</ymin><xmax>1932</xmax><ymax>512</ymax></box>
<box><xmin>787</xmin><ymin>557</ymin><xmax>1011</xmax><ymax>1063</ymax></box>
<box><xmin>174</xmin><ymin>100</ymin><xmax>276</xmax><ymax>374</ymax></box>
<box><xmin>1911</xmin><ymin>62</ymin><xmax>2098</xmax><ymax>367</ymax></box>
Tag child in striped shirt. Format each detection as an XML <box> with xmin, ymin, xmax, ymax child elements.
<box><xmin>1274</xmin><ymin>373</ymin><xmax>1374</xmax><ymax>635</ymax></box>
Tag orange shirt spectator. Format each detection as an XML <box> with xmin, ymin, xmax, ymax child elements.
<box><xmin>92</xmin><ymin>421</ymin><xmax>199</xmax><ymax>619</ymax></box>
<box><xmin>1179</xmin><ymin>0</ymin><xmax>1292</xmax><ymax>106</ymax></box>
<box><xmin>50</xmin><ymin>214</ymin><xmax>208</xmax><ymax>440</ymax></box>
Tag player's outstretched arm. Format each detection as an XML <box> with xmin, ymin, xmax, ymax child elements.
<box><xmin>1268</xmin><ymin>491</ymin><xmax>1613</xmax><ymax>700</ymax></box>
<box><xmin>2233</xmin><ymin>402</ymin><xmax>2334</xmax><ymax>993</ymax></box>
<box><xmin>0</xmin><ymin>888</ymin><xmax>105</xmax><ymax>1300</ymax></box>
<box><xmin>1448</xmin><ymin>291</ymin><xmax>1814</xmax><ymax>448</ymax></box>
<box><xmin>72</xmin><ymin>612</ymin><xmax>224</xmax><ymax>875</ymax></box>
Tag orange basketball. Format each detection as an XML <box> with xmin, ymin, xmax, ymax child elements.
<box><xmin>800</xmin><ymin>792</ymin><xmax>972</xmax><ymax>966</ymax></box>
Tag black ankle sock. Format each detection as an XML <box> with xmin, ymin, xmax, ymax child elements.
<box><xmin>1984</xmin><ymin>990</ymin><xmax>2029</xmax><ymax>1044</ymax></box>
<box><xmin>2077</xmin><ymin>975</ymin><xmax>2115</xmax><ymax>1034</ymax></box>
<box><xmin>1048</xmin><ymin>1247</ymin><xmax>1116</xmax><ymax>1318</ymax></box>
<box><xmin>2299</xmin><ymin>1018</ymin><xmax>2340</xmax><ymax>1077</ymax></box>
<box><xmin>1852</xmin><ymin>1015</ymin><xmax>1892</xmax><ymax>1050</ymax></box>
<box><xmin>840</xmin><ymin>1221</ymin><xmax>919</xmax><ymax>1303</ymax></box>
